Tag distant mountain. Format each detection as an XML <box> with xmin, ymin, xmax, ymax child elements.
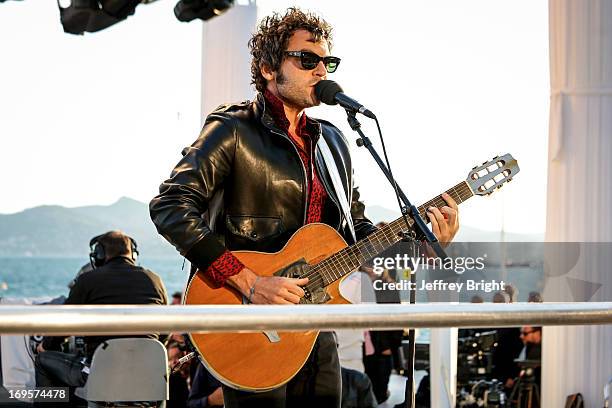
<box><xmin>0</xmin><ymin>197</ymin><xmax>177</xmax><ymax>257</ymax></box>
<box><xmin>0</xmin><ymin>199</ymin><xmax>543</xmax><ymax>258</ymax></box>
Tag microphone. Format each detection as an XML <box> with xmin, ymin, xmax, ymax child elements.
<box><xmin>314</xmin><ymin>80</ymin><xmax>376</xmax><ymax>119</ymax></box>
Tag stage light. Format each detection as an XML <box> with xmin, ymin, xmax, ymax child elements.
<box><xmin>57</xmin><ymin>0</ymin><xmax>145</xmax><ymax>35</ymax></box>
<box><xmin>174</xmin><ymin>0</ymin><xmax>234</xmax><ymax>23</ymax></box>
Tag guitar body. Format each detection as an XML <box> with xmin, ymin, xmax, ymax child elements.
<box><xmin>184</xmin><ymin>223</ymin><xmax>351</xmax><ymax>392</ymax></box>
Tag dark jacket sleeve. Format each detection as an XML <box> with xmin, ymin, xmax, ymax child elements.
<box><xmin>187</xmin><ymin>363</ymin><xmax>222</xmax><ymax>408</ymax></box>
<box><xmin>149</xmin><ymin>113</ymin><xmax>237</xmax><ymax>271</ymax></box>
<box><xmin>42</xmin><ymin>274</ymin><xmax>89</xmax><ymax>350</ymax></box>
<box><xmin>152</xmin><ymin>273</ymin><xmax>169</xmax><ymax>306</ymax></box>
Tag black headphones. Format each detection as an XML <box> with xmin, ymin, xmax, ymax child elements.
<box><xmin>89</xmin><ymin>233</ymin><xmax>139</xmax><ymax>268</ymax></box>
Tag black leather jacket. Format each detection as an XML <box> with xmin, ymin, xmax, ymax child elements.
<box><xmin>150</xmin><ymin>93</ymin><xmax>377</xmax><ymax>271</ymax></box>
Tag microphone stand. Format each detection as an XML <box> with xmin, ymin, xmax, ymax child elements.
<box><xmin>345</xmin><ymin>110</ymin><xmax>447</xmax><ymax>408</ymax></box>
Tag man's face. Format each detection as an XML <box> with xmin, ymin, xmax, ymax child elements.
<box><xmin>520</xmin><ymin>326</ymin><xmax>542</xmax><ymax>345</ymax></box>
<box><xmin>266</xmin><ymin>29</ymin><xmax>330</xmax><ymax>110</ymax></box>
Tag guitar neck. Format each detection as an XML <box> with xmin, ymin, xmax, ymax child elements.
<box><xmin>312</xmin><ymin>180</ymin><xmax>474</xmax><ymax>286</ymax></box>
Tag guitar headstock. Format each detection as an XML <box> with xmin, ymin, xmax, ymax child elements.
<box><xmin>466</xmin><ymin>154</ymin><xmax>520</xmax><ymax>196</ymax></box>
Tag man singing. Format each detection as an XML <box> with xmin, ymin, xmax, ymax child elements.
<box><xmin>150</xmin><ymin>7</ymin><xmax>459</xmax><ymax>407</ymax></box>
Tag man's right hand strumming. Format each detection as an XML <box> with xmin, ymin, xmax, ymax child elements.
<box><xmin>227</xmin><ymin>268</ymin><xmax>309</xmax><ymax>304</ymax></box>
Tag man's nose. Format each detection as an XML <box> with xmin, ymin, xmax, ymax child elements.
<box><xmin>314</xmin><ymin>60</ymin><xmax>327</xmax><ymax>77</ymax></box>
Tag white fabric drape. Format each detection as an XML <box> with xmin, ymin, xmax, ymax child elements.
<box><xmin>200</xmin><ymin>1</ymin><xmax>257</xmax><ymax>120</ymax></box>
<box><xmin>544</xmin><ymin>1</ymin><xmax>612</xmax><ymax>406</ymax></box>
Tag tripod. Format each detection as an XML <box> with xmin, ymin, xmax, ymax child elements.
<box><xmin>509</xmin><ymin>368</ymin><xmax>540</xmax><ymax>408</ymax></box>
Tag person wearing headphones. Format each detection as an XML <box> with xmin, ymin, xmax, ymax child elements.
<box><xmin>34</xmin><ymin>230</ymin><xmax>168</xmax><ymax>390</ymax></box>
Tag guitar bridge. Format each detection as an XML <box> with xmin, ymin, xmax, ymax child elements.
<box><xmin>240</xmin><ymin>296</ymin><xmax>281</xmax><ymax>343</ymax></box>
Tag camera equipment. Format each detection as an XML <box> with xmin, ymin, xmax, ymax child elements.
<box><xmin>457</xmin><ymin>330</ymin><xmax>498</xmax><ymax>386</ymax></box>
<box><xmin>509</xmin><ymin>359</ymin><xmax>541</xmax><ymax>408</ymax></box>
<box><xmin>458</xmin><ymin>379</ymin><xmax>507</xmax><ymax>408</ymax></box>
<box><xmin>484</xmin><ymin>379</ymin><xmax>507</xmax><ymax>408</ymax></box>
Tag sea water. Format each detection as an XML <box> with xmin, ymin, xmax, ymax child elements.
<box><xmin>0</xmin><ymin>256</ymin><xmax>188</xmax><ymax>300</ymax></box>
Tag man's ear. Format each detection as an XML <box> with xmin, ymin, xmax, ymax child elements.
<box><xmin>261</xmin><ymin>63</ymin><xmax>275</xmax><ymax>81</ymax></box>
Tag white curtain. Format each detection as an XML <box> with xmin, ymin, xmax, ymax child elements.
<box><xmin>200</xmin><ymin>1</ymin><xmax>258</xmax><ymax>120</ymax></box>
<box><xmin>544</xmin><ymin>0</ymin><xmax>612</xmax><ymax>406</ymax></box>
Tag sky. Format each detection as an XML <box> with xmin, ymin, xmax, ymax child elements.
<box><xmin>0</xmin><ymin>0</ymin><xmax>549</xmax><ymax>234</ymax></box>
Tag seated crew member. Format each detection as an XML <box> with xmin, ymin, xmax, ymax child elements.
<box><xmin>35</xmin><ymin>230</ymin><xmax>168</xmax><ymax>390</ymax></box>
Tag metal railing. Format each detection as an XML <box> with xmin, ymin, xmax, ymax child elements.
<box><xmin>0</xmin><ymin>302</ymin><xmax>610</xmax><ymax>335</ymax></box>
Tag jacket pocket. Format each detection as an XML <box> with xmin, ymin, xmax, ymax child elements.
<box><xmin>225</xmin><ymin>215</ymin><xmax>284</xmax><ymax>243</ymax></box>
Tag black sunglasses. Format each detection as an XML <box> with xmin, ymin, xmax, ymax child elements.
<box><xmin>284</xmin><ymin>51</ymin><xmax>341</xmax><ymax>73</ymax></box>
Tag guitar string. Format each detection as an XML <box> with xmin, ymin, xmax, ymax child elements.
<box><xmin>301</xmin><ymin>181</ymin><xmax>474</xmax><ymax>289</ymax></box>
<box><xmin>300</xmin><ymin>182</ymin><xmax>474</xmax><ymax>291</ymax></box>
<box><xmin>310</xmin><ymin>179</ymin><xmax>478</xmax><ymax>287</ymax></box>
<box><xmin>300</xmin><ymin>182</ymin><xmax>475</xmax><ymax>291</ymax></box>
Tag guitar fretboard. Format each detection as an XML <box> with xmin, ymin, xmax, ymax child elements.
<box><xmin>307</xmin><ymin>181</ymin><xmax>474</xmax><ymax>287</ymax></box>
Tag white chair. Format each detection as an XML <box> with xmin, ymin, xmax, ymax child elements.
<box><xmin>74</xmin><ymin>338</ymin><xmax>168</xmax><ymax>407</ymax></box>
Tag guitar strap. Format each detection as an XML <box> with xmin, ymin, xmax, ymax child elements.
<box><xmin>317</xmin><ymin>135</ymin><xmax>357</xmax><ymax>243</ymax></box>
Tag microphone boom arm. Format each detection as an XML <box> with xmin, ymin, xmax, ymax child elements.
<box><xmin>345</xmin><ymin>110</ymin><xmax>448</xmax><ymax>259</ymax></box>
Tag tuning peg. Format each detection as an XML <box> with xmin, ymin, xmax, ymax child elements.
<box><xmin>472</xmin><ymin>165</ymin><xmax>478</xmax><ymax>170</ymax></box>
<box><xmin>493</xmin><ymin>155</ymin><xmax>499</xmax><ymax>159</ymax></box>
<box><xmin>507</xmin><ymin>178</ymin><xmax>512</xmax><ymax>182</ymax></box>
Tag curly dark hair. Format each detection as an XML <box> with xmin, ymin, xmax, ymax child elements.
<box><xmin>248</xmin><ymin>7</ymin><xmax>333</xmax><ymax>93</ymax></box>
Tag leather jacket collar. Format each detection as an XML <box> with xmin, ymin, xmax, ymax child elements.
<box><xmin>254</xmin><ymin>92</ymin><xmax>322</xmax><ymax>143</ymax></box>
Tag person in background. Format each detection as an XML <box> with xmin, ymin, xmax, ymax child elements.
<box><xmin>187</xmin><ymin>362</ymin><xmax>224</xmax><ymax>408</ymax></box>
<box><xmin>492</xmin><ymin>291</ymin><xmax>510</xmax><ymax>303</ymax></box>
<box><xmin>504</xmin><ymin>283</ymin><xmax>518</xmax><ymax>303</ymax></box>
<box><xmin>171</xmin><ymin>291</ymin><xmax>183</xmax><ymax>305</ymax></box>
<box><xmin>528</xmin><ymin>291</ymin><xmax>543</xmax><ymax>303</ymax></box>
<box><xmin>362</xmin><ymin>224</ymin><xmax>404</xmax><ymax>406</ymax></box>
<box><xmin>35</xmin><ymin>231</ymin><xmax>168</xmax><ymax>394</ymax></box>
<box><xmin>490</xmin><ymin>288</ymin><xmax>522</xmax><ymax>393</ymax></box>
<box><xmin>518</xmin><ymin>326</ymin><xmax>542</xmax><ymax>361</ymax></box>
<box><xmin>339</xmin><ymin>366</ymin><xmax>377</xmax><ymax>408</ymax></box>
<box><xmin>470</xmin><ymin>294</ymin><xmax>484</xmax><ymax>303</ymax></box>
<box><xmin>167</xmin><ymin>339</ymin><xmax>191</xmax><ymax>408</ymax></box>
<box><xmin>514</xmin><ymin>325</ymin><xmax>542</xmax><ymax>402</ymax></box>
<box><xmin>67</xmin><ymin>263</ymin><xmax>93</xmax><ymax>290</ymax></box>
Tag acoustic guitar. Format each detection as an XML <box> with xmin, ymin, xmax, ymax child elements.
<box><xmin>184</xmin><ymin>154</ymin><xmax>520</xmax><ymax>392</ymax></box>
